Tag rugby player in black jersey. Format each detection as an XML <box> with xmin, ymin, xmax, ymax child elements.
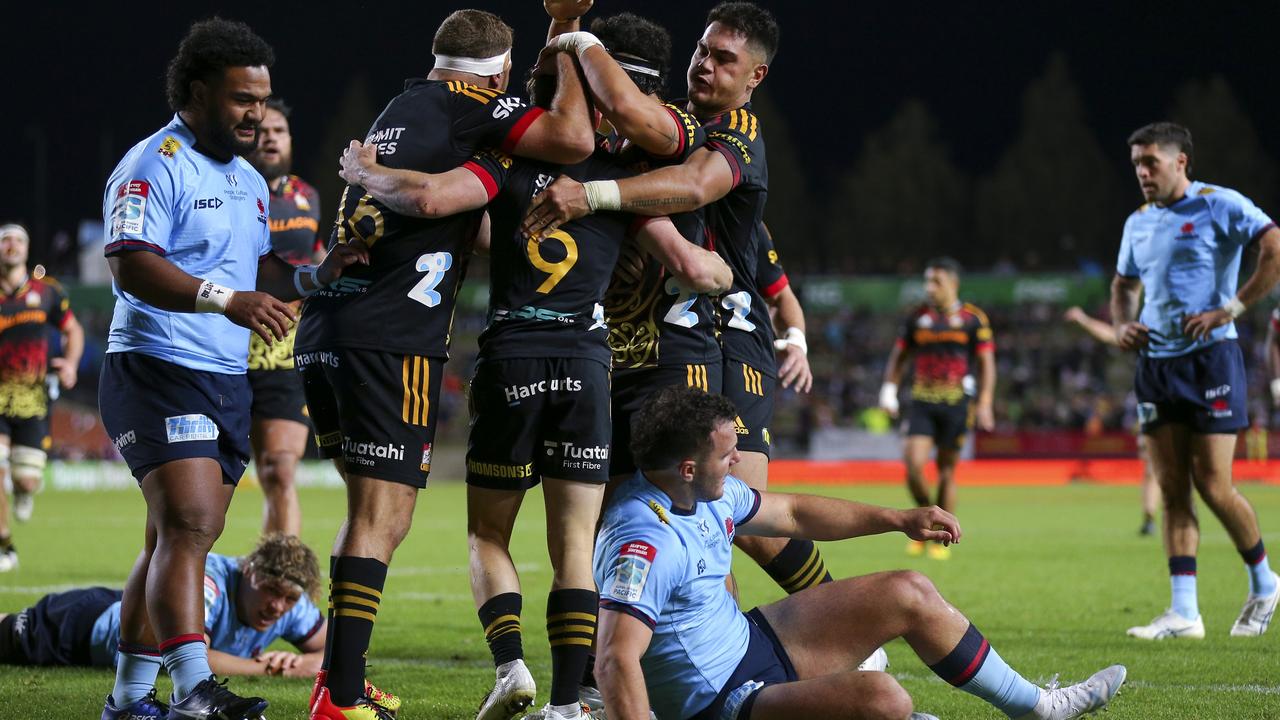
<box><xmin>246</xmin><ymin>98</ymin><xmax>324</xmax><ymax>538</ymax></box>
<box><xmin>337</xmin><ymin>36</ymin><xmax>731</xmax><ymax>720</ymax></box>
<box><xmin>295</xmin><ymin>10</ymin><xmax>596</xmax><ymax>719</ymax></box>
<box><xmin>525</xmin><ymin>2</ymin><xmax>837</xmax><ymax>599</ymax></box>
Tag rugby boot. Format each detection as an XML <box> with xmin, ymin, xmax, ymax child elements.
<box><xmin>167</xmin><ymin>676</ymin><xmax>267</xmax><ymax>720</ymax></box>
<box><xmin>1230</xmin><ymin>570</ymin><xmax>1280</xmax><ymax>636</ymax></box>
<box><xmin>477</xmin><ymin>658</ymin><xmax>536</xmax><ymax>720</ymax></box>
<box><xmin>101</xmin><ymin>689</ymin><xmax>169</xmax><ymax>720</ymax></box>
<box><xmin>1014</xmin><ymin>664</ymin><xmax>1127</xmax><ymax>720</ymax></box>
<box><xmin>311</xmin><ymin>672</ymin><xmax>401</xmax><ymax>715</ymax></box>
<box><xmin>1126</xmin><ymin>608</ymin><xmax>1204</xmax><ymax>639</ymax></box>
<box><xmin>856</xmin><ymin>646</ymin><xmax>889</xmax><ymax>672</ymax></box>
<box><xmin>311</xmin><ymin>685</ymin><xmax>396</xmax><ymax>720</ymax></box>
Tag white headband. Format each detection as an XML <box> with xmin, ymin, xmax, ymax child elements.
<box><xmin>0</xmin><ymin>224</ymin><xmax>28</xmax><ymax>242</ymax></box>
<box><xmin>615</xmin><ymin>60</ymin><xmax>661</xmax><ymax>77</ymax></box>
<box><xmin>433</xmin><ymin>49</ymin><xmax>511</xmax><ymax>76</ymax></box>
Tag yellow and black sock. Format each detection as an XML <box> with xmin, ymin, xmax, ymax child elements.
<box><xmin>763</xmin><ymin>539</ymin><xmax>832</xmax><ymax>594</ymax></box>
<box><xmin>547</xmin><ymin>589</ymin><xmax>597</xmax><ymax>706</ymax></box>
<box><xmin>478</xmin><ymin>592</ymin><xmax>524</xmax><ymax>667</ymax></box>
<box><xmin>326</xmin><ymin>556</ymin><xmax>387</xmax><ymax>706</ymax></box>
<box><xmin>320</xmin><ymin>556</ymin><xmax>337</xmax><ymax>672</ymax></box>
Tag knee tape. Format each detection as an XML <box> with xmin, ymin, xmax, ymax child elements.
<box><xmin>11</xmin><ymin>446</ymin><xmax>45</xmax><ymax>482</ymax></box>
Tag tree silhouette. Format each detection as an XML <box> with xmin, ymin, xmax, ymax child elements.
<box><xmin>975</xmin><ymin>53</ymin><xmax>1125</xmax><ymax>269</ymax></box>
<box><xmin>826</xmin><ymin>98</ymin><xmax>968</xmax><ymax>273</ymax></box>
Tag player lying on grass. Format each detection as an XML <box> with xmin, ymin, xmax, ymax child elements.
<box><xmin>0</xmin><ymin>535</ymin><xmax>398</xmax><ymax>711</ymax></box>
<box><xmin>593</xmin><ymin>385</ymin><xmax>1127</xmax><ymax>720</ymax></box>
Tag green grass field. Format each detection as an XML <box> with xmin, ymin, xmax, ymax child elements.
<box><xmin>0</xmin><ymin>478</ymin><xmax>1277</xmax><ymax>719</ymax></box>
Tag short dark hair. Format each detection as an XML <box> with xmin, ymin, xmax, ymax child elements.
<box><xmin>631</xmin><ymin>386</ymin><xmax>739</xmax><ymax>471</ymax></box>
<box><xmin>591</xmin><ymin>13</ymin><xmax>671</xmax><ymax>96</ymax></box>
<box><xmin>265</xmin><ymin>97</ymin><xmax>291</xmax><ymax>118</ymax></box>
<box><xmin>1128</xmin><ymin>121</ymin><xmax>1194</xmax><ymax>170</ymax></box>
<box><xmin>166</xmin><ymin>18</ymin><xmax>275</xmax><ymax>112</ymax></box>
<box><xmin>925</xmin><ymin>256</ymin><xmax>962</xmax><ymax>276</ymax></box>
<box><xmin>707</xmin><ymin>1</ymin><xmax>779</xmax><ymax>64</ymax></box>
<box><xmin>433</xmin><ymin>10</ymin><xmax>513</xmax><ymax>59</ymax></box>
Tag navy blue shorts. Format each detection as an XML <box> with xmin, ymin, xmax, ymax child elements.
<box><xmin>100</xmin><ymin>352</ymin><xmax>252</xmax><ymax>485</ymax></box>
<box><xmin>0</xmin><ymin>587</ymin><xmax>121</xmax><ymax>666</ymax></box>
<box><xmin>1134</xmin><ymin>340</ymin><xmax>1249</xmax><ymax>434</ymax></box>
<box><xmin>690</xmin><ymin>608</ymin><xmax>798</xmax><ymax>720</ymax></box>
<box><xmin>609</xmin><ymin>362</ymin><xmax>724</xmax><ymax>477</ymax></box>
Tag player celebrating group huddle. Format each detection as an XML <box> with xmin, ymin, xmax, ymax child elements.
<box><xmin>296</xmin><ymin>9</ymin><xmax>599</xmax><ymax>719</ymax></box>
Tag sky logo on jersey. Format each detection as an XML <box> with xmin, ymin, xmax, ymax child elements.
<box><xmin>609</xmin><ymin>541</ymin><xmax>657</xmax><ymax>602</ymax></box>
<box><xmin>492</xmin><ymin>96</ymin><xmax>525</xmax><ymax>120</ymax></box>
<box><xmin>165</xmin><ymin>414</ymin><xmax>219</xmax><ymax>443</ymax></box>
<box><xmin>111</xmin><ymin>180</ymin><xmax>149</xmax><ymax>236</ymax></box>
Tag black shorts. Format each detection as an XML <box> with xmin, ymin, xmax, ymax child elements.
<box><xmin>724</xmin><ymin>359</ymin><xmax>775</xmax><ymax>457</ymax></box>
<box><xmin>0</xmin><ymin>414</ymin><xmax>50</xmax><ymax>451</ymax></box>
<box><xmin>0</xmin><ymin>587</ymin><xmax>121</xmax><ymax>666</ymax></box>
<box><xmin>905</xmin><ymin>400</ymin><xmax>972</xmax><ymax>451</ymax></box>
<box><xmin>610</xmin><ymin>363</ymin><xmax>724</xmax><ymax>477</ymax></box>
<box><xmin>248</xmin><ymin>368</ymin><xmax>311</xmax><ymax>427</ymax></box>
<box><xmin>298</xmin><ymin>348</ymin><xmax>440</xmax><ymax>488</ymax></box>
<box><xmin>467</xmin><ymin>357</ymin><xmax>612</xmax><ymax>490</ymax></box>
<box><xmin>690</xmin><ymin>608</ymin><xmax>798</xmax><ymax>720</ymax></box>
<box><xmin>99</xmin><ymin>352</ymin><xmax>252</xmax><ymax>485</ymax></box>
<box><xmin>1135</xmin><ymin>340</ymin><xmax>1249</xmax><ymax>434</ymax></box>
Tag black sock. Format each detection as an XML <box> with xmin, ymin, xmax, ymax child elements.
<box><xmin>547</xmin><ymin>588</ymin><xmax>597</xmax><ymax>706</ymax></box>
<box><xmin>478</xmin><ymin>592</ymin><xmax>524</xmax><ymax>667</ymax></box>
<box><xmin>762</xmin><ymin>539</ymin><xmax>833</xmax><ymax>593</ymax></box>
<box><xmin>326</xmin><ymin>556</ymin><xmax>387</xmax><ymax>706</ymax></box>
<box><xmin>321</xmin><ymin>555</ymin><xmax>337</xmax><ymax>672</ymax></box>
<box><xmin>580</xmin><ymin>652</ymin><xmax>597</xmax><ymax>689</ymax></box>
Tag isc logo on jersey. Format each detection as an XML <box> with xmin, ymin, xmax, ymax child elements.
<box><xmin>609</xmin><ymin>541</ymin><xmax>657</xmax><ymax>602</ymax></box>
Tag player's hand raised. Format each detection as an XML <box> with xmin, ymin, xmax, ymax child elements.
<box><xmin>544</xmin><ymin>0</ymin><xmax>593</xmax><ymax>22</ymax></box>
<box><xmin>226</xmin><ymin>291</ymin><xmax>295</xmax><ymax>344</ymax></box>
<box><xmin>1114</xmin><ymin>321</ymin><xmax>1150</xmax><ymax>351</ymax></box>
<box><xmin>338</xmin><ymin>140</ymin><xmax>377</xmax><ymax>187</ymax></box>
<box><xmin>1182</xmin><ymin>308</ymin><xmax>1232</xmax><ymax>341</ymax></box>
<box><xmin>898</xmin><ymin>506</ymin><xmax>961</xmax><ymax>546</ymax></box>
<box><xmin>317</xmin><ymin>239</ymin><xmax>370</xmax><ymax>287</ymax></box>
<box><xmin>523</xmin><ymin>175</ymin><xmax>589</xmax><ymax>240</ymax></box>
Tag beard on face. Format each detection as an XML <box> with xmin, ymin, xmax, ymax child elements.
<box><xmin>205</xmin><ymin>104</ymin><xmax>260</xmax><ymax>157</ymax></box>
<box><xmin>250</xmin><ymin>149</ymin><xmax>291</xmax><ymax>182</ymax></box>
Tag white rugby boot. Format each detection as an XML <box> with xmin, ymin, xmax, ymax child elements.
<box><xmin>1015</xmin><ymin>664</ymin><xmax>1127</xmax><ymax>720</ymax></box>
<box><xmin>1126</xmin><ymin>609</ymin><xmax>1204</xmax><ymax>639</ymax></box>
<box><xmin>1230</xmin><ymin>571</ymin><xmax>1280</xmax><ymax>637</ymax></box>
<box><xmin>856</xmin><ymin>646</ymin><xmax>890</xmax><ymax>672</ymax></box>
<box><xmin>477</xmin><ymin>659</ymin><xmax>537</xmax><ymax>720</ymax></box>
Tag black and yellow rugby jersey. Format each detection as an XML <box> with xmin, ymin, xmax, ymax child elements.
<box><xmin>467</xmin><ymin>145</ymin><xmax>634</xmax><ymax>366</ymax></box>
<box><xmin>0</xmin><ymin>275</ymin><xmax>73</xmax><ymax>418</ymax></box>
<box><xmin>248</xmin><ymin>174</ymin><xmax>323</xmax><ymax>372</ymax></box>
<box><xmin>296</xmin><ymin>78</ymin><xmax>544</xmax><ymax>358</ymax></box>
<box><xmin>699</xmin><ymin>102</ymin><xmax>774</xmax><ymax>375</ymax></box>
<box><xmin>604</xmin><ymin>104</ymin><xmax>720</xmax><ymax>370</ymax></box>
<box><xmin>896</xmin><ymin>302</ymin><xmax>994</xmax><ymax>405</ymax></box>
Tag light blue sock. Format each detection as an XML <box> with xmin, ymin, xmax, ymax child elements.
<box><xmin>111</xmin><ymin>649</ymin><xmax>162</xmax><ymax>707</ymax></box>
<box><xmin>1169</xmin><ymin>556</ymin><xmax>1199</xmax><ymax>620</ymax></box>
<box><xmin>1240</xmin><ymin>541</ymin><xmax>1276</xmax><ymax>596</ymax></box>
<box><xmin>959</xmin><ymin>645</ymin><xmax>1042</xmax><ymax>718</ymax></box>
<box><xmin>161</xmin><ymin>639</ymin><xmax>212</xmax><ymax>700</ymax></box>
<box><xmin>929</xmin><ymin>624</ymin><xmax>1040</xmax><ymax>718</ymax></box>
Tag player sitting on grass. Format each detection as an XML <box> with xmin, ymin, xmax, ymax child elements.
<box><xmin>0</xmin><ymin>534</ymin><xmax>398</xmax><ymax>716</ymax></box>
<box><xmin>592</xmin><ymin>385</ymin><xmax>1126</xmax><ymax>720</ymax></box>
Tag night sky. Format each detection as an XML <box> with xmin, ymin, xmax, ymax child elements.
<box><xmin>4</xmin><ymin>0</ymin><xmax>1280</xmax><ymax>261</ymax></box>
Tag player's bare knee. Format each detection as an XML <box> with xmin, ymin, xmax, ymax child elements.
<box><xmin>886</xmin><ymin>570</ymin><xmax>940</xmax><ymax>618</ymax></box>
<box><xmin>156</xmin><ymin>508</ymin><xmax>225</xmax><ymax>550</ymax></box>
<box><xmin>858</xmin><ymin>673</ymin><xmax>913</xmax><ymax>720</ymax></box>
<box><xmin>256</xmin><ymin>451</ymin><xmax>298</xmax><ymax>489</ymax></box>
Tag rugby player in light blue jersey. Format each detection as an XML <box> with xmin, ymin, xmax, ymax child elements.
<box><xmin>1111</xmin><ymin>122</ymin><xmax>1280</xmax><ymax>641</ymax></box>
<box><xmin>98</xmin><ymin>19</ymin><xmax>365</xmax><ymax>720</ymax></box>
<box><xmin>593</xmin><ymin>386</ymin><xmax>1126</xmax><ymax>720</ymax></box>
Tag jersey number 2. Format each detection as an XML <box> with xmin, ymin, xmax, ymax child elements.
<box><xmin>408</xmin><ymin>252</ymin><xmax>453</xmax><ymax>307</ymax></box>
<box><xmin>721</xmin><ymin>291</ymin><xmax>756</xmax><ymax>332</ymax></box>
<box><xmin>663</xmin><ymin>278</ymin><xmax>698</xmax><ymax>328</ymax></box>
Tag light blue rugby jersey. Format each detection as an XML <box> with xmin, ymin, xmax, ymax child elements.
<box><xmin>90</xmin><ymin>553</ymin><xmax>323</xmax><ymax>667</ymax></box>
<box><xmin>594</xmin><ymin>473</ymin><xmax>762</xmax><ymax>720</ymax></box>
<box><xmin>1116</xmin><ymin>180</ymin><xmax>1276</xmax><ymax>358</ymax></box>
<box><xmin>102</xmin><ymin>115</ymin><xmax>272</xmax><ymax>373</ymax></box>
